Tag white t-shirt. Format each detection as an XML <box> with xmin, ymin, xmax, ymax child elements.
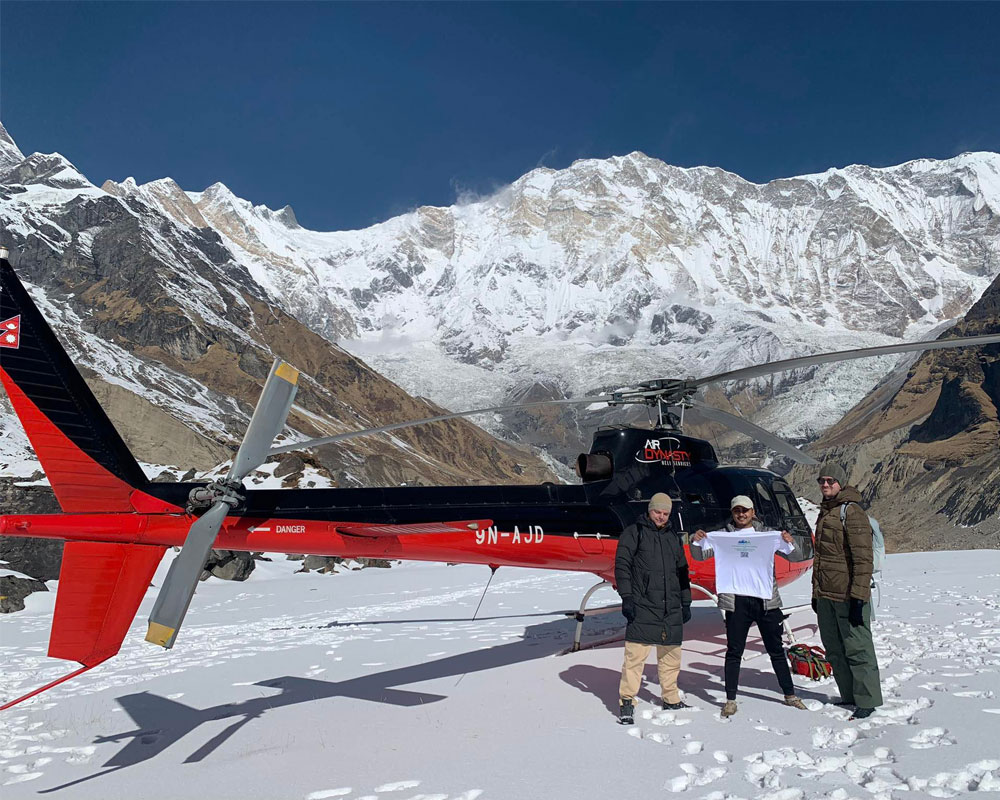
<box><xmin>698</xmin><ymin>529</ymin><xmax>794</xmax><ymax>599</ymax></box>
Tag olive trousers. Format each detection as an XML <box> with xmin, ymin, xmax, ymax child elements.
<box><xmin>619</xmin><ymin>641</ymin><xmax>682</xmax><ymax>705</ymax></box>
<box><xmin>816</xmin><ymin>596</ymin><xmax>883</xmax><ymax>708</ymax></box>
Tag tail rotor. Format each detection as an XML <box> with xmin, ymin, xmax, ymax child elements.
<box><xmin>145</xmin><ymin>360</ymin><xmax>299</xmax><ymax>648</ymax></box>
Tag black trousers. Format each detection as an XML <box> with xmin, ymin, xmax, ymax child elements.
<box><xmin>724</xmin><ymin>595</ymin><xmax>794</xmax><ymax>700</ymax></box>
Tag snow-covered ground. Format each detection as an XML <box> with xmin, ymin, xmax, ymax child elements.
<box><xmin>1</xmin><ymin>551</ymin><xmax>999</xmax><ymax>799</ymax></box>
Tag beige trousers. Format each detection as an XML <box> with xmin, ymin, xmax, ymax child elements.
<box><xmin>619</xmin><ymin>640</ymin><xmax>682</xmax><ymax>704</ymax></box>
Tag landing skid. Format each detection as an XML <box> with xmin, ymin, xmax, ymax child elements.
<box><xmin>564</xmin><ymin>580</ymin><xmax>619</xmax><ymax>653</ymax></box>
<box><xmin>560</xmin><ymin>581</ymin><xmax>814</xmax><ymax>656</ymax></box>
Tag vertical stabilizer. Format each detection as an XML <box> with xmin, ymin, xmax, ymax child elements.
<box><xmin>0</xmin><ymin>258</ymin><xmax>152</xmax><ymax>511</ymax></box>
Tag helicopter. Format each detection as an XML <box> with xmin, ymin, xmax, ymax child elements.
<box><xmin>2</xmin><ymin>252</ymin><xmax>998</xmax><ymax>709</ymax></box>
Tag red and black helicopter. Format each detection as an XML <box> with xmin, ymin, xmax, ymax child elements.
<box><xmin>2</xmin><ymin>252</ymin><xmax>997</xmax><ymax>708</ymax></box>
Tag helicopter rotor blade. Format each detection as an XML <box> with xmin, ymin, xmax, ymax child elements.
<box><xmin>145</xmin><ymin>499</ymin><xmax>232</xmax><ymax>648</ymax></box>
<box><xmin>228</xmin><ymin>360</ymin><xmax>300</xmax><ymax>483</ymax></box>
<box><xmin>269</xmin><ymin>332</ymin><xmax>1000</xmax><ymax>458</ymax></box>
<box><xmin>687</xmin><ymin>397</ymin><xmax>819</xmax><ymax>465</ymax></box>
<box><xmin>146</xmin><ymin>359</ymin><xmax>299</xmax><ymax>649</ymax></box>
<box><xmin>268</xmin><ymin>395</ymin><xmax>608</xmax><ymax>456</ymax></box>
<box><xmin>689</xmin><ymin>333</ymin><xmax>1000</xmax><ymax>389</ymax></box>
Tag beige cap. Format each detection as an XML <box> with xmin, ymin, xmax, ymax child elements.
<box><xmin>730</xmin><ymin>495</ymin><xmax>754</xmax><ymax>510</ymax></box>
<box><xmin>648</xmin><ymin>493</ymin><xmax>673</xmax><ymax>513</ymax></box>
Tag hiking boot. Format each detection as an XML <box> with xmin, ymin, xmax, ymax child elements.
<box><xmin>783</xmin><ymin>695</ymin><xmax>808</xmax><ymax>710</ymax></box>
<box><xmin>619</xmin><ymin>699</ymin><xmax>635</xmax><ymax>725</ymax></box>
<box><xmin>720</xmin><ymin>700</ymin><xmax>738</xmax><ymax>718</ymax></box>
<box><xmin>850</xmin><ymin>707</ymin><xmax>875</xmax><ymax>720</ymax></box>
<box><xmin>663</xmin><ymin>700</ymin><xmax>690</xmax><ymax>710</ymax></box>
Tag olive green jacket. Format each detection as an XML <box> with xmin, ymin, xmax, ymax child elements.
<box><xmin>812</xmin><ymin>486</ymin><xmax>873</xmax><ymax>602</ymax></box>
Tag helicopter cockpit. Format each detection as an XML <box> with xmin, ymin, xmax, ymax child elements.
<box><xmin>576</xmin><ymin>425</ymin><xmax>813</xmax><ymax>556</ymax></box>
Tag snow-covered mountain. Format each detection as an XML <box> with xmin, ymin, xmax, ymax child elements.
<box><xmin>3</xmin><ymin>119</ymin><xmax>999</xmax><ymax>471</ymax></box>
<box><xmin>100</xmin><ymin>146</ymin><xmax>1000</xmax><ymax>457</ymax></box>
<box><xmin>0</xmin><ymin>121</ymin><xmax>557</xmax><ymax>492</ymax></box>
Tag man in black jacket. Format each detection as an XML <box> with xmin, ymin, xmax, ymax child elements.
<box><xmin>614</xmin><ymin>493</ymin><xmax>692</xmax><ymax>724</ymax></box>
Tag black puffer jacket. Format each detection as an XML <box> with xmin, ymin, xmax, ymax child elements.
<box><xmin>614</xmin><ymin>515</ymin><xmax>692</xmax><ymax>646</ymax></box>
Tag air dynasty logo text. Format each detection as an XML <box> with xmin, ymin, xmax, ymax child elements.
<box><xmin>635</xmin><ymin>439</ymin><xmax>692</xmax><ymax>467</ymax></box>
<box><xmin>475</xmin><ymin>525</ymin><xmax>544</xmax><ymax>545</ymax></box>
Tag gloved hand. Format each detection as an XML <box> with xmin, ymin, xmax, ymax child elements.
<box><xmin>622</xmin><ymin>596</ymin><xmax>636</xmax><ymax>623</ymax></box>
<box><xmin>848</xmin><ymin>598</ymin><xmax>865</xmax><ymax>627</ymax></box>
<box><xmin>682</xmin><ymin>604</ymin><xmax>692</xmax><ymax>624</ymax></box>
<box><xmin>811</xmin><ymin>598</ymin><xmax>817</xmax><ymax>613</ymax></box>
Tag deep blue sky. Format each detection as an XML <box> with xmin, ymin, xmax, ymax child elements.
<box><xmin>2</xmin><ymin>2</ymin><xmax>998</xmax><ymax>231</ymax></box>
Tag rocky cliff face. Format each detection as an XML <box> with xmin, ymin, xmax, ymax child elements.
<box><xmin>788</xmin><ymin>274</ymin><xmax>1000</xmax><ymax>552</ymax></box>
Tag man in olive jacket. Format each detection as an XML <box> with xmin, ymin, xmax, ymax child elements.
<box><xmin>614</xmin><ymin>492</ymin><xmax>692</xmax><ymax>724</ymax></box>
<box><xmin>812</xmin><ymin>463</ymin><xmax>883</xmax><ymax>719</ymax></box>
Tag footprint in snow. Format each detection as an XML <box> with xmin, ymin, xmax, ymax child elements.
<box><xmin>859</xmin><ymin>696</ymin><xmax>932</xmax><ymax>727</ymax></box>
<box><xmin>758</xmin><ymin>790</ymin><xmax>805</xmax><ymax>800</ymax></box>
<box><xmin>373</xmin><ymin>781</ymin><xmax>420</xmax><ymax>792</ymax></box>
<box><xmin>908</xmin><ymin>727</ymin><xmax>956</xmax><ymax>749</ymax></box>
<box><xmin>651</xmin><ymin>712</ymin><xmax>692</xmax><ymax>727</ymax></box>
<box><xmin>663</xmin><ymin>763</ymin><xmax>727</xmax><ymax>793</ymax></box>
<box><xmin>811</xmin><ymin>726</ymin><xmax>858</xmax><ymax>749</ymax></box>
<box><xmin>3</xmin><ymin>771</ymin><xmax>44</xmax><ymax>785</ymax></box>
<box><xmin>905</xmin><ymin>759</ymin><xmax>1000</xmax><ymax>797</ymax></box>
<box><xmin>754</xmin><ymin>725</ymin><xmax>791</xmax><ymax>736</ymax></box>
<box><xmin>821</xmin><ymin>705</ymin><xmax>854</xmax><ymax>721</ymax></box>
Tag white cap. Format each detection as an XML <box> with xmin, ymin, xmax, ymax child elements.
<box><xmin>730</xmin><ymin>495</ymin><xmax>754</xmax><ymax>510</ymax></box>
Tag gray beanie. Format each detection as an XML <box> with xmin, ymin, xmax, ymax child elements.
<box><xmin>648</xmin><ymin>492</ymin><xmax>673</xmax><ymax>513</ymax></box>
<box><xmin>818</xmin><ymin>462</ymin><xmax>849</xmax><ymax>487</ymax></box>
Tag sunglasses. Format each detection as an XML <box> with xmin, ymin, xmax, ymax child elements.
<box><xmin>731</xmin><ymin>507</ymin><xmax>752</xmax><ymax>513</ymax></box>
<box><xmin>817</xmin><ymin>478</ymin><xmax>839</xmax><ymax>486</ymax></box>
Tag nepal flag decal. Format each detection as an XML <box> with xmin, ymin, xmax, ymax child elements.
<box><xmin>0</xmin><ymin>315</ymin><xmax>20</xmax><ymax>349</ymax></box>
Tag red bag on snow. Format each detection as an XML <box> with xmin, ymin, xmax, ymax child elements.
<box><xmin>787</xmin><ymin>644</ymin><xmax>832</xmax><ymax>680</ymax></box>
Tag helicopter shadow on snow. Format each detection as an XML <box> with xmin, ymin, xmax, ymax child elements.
<box><xmin>39</xmin><ymin>612</ymin><xmax>621</xmax><ymax>794</ymax></box>
<box><xmin>559</xmin><ymin>608</ymin><xmax>828</xmax><ymax>717</ymax></box>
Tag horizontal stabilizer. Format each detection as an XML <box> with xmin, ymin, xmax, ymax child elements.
<box><xmin>50</xmin><ymin>541</ymin><xmax>167</xmax><ymax>665</ymax></box>
<box><xmin>335</xmin><ymin>520</ymin><xmax>493</xmax><ymax>538</ymax></box>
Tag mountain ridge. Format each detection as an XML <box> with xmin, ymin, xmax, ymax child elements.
<box><xmin>2</xmin><ymin>121</ymin><xmax>997</xmax><ymax>496</ymax></box>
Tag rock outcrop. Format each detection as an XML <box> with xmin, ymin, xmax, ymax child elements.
<box><xmin>789</xmin><ymin>273</ymin><xmax>1000</xmax><ymax>551</ymax></box>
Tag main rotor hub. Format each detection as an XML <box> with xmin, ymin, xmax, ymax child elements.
<box><xmin>609</xmin><ymin>379</ymin><xmax>696</xmax><ymax>408</ymax></box>
<box><xmin>186</xmin><ymin>479</ymin><xmax>245</xmax><ymax>515</ymax></box>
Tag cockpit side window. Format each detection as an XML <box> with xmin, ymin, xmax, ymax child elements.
<box><xmin>753</xmin><ymin>479</ymin><xmax>780</xmax><ymax>528</ymax></box>
<box><xmin>771</xmin><ymin>479</ymin><xmax>812</xmax><ymax>540</ymax></box>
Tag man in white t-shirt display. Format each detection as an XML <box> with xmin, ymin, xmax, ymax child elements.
<box><xmin>691</xmin><ymin>495</ymin><xmax>810</xmax><ymax>718</ymax></box>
